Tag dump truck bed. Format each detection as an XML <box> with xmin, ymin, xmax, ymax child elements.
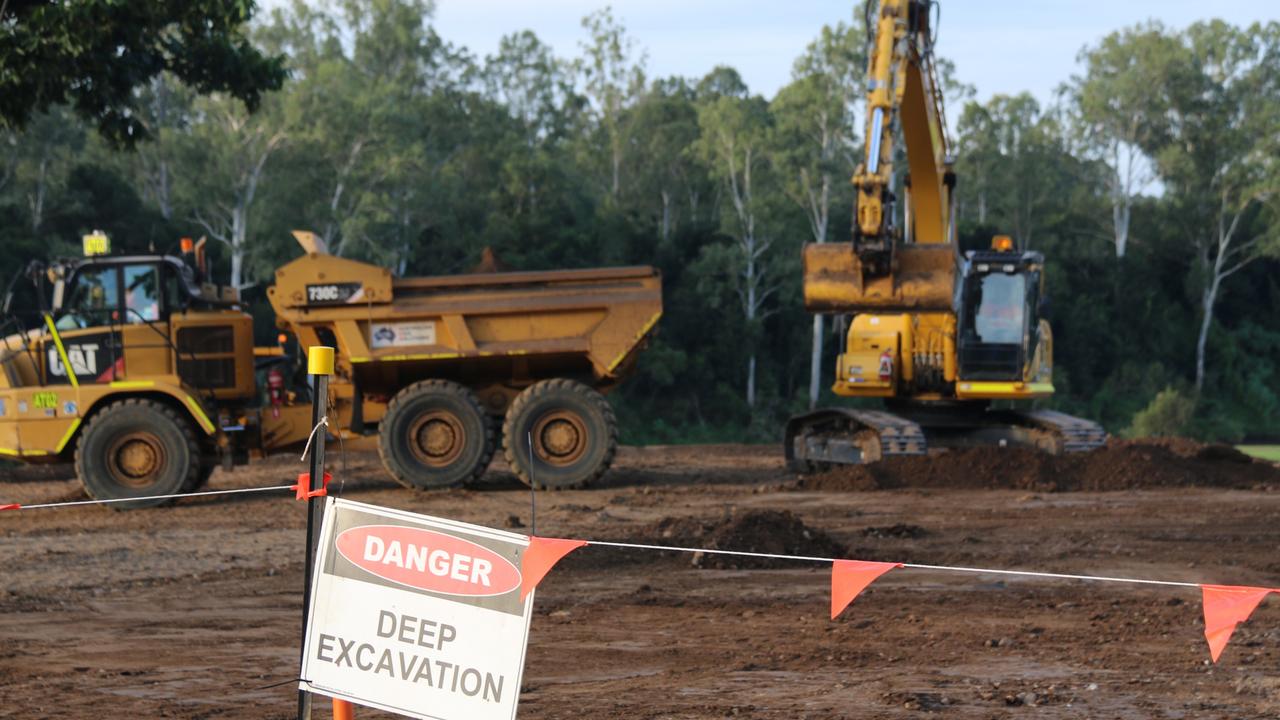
<box><xmin>268</xmin><ymin>254</ymin><xmax>662</xmax><ymax>403</ymax></box>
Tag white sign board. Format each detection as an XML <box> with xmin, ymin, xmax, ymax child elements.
<box><xmin>300</xmin><ymin>498</ymin><xmax>533</xmax><ymax>720</ymax></box>
<box><xmin>370</xmin><ymin>321</ymin><xmax>437</xmax><ymax>349</ymax></box>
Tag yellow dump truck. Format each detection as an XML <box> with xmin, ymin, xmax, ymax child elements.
<box><xmin>0</xmin><ymin>233</ymin><xmax>661</xmax><ymax>507</ymax></box>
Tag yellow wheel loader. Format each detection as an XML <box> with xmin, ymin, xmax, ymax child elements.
<box><xmin>785</xmin><ymin>0</ymin><xmax>1105</xmax><ymax>469</ymax></box>
<box><xmin>0</xmin><ymin>232</ymin><xmax>661</xmax><ymax>507</ymax></box>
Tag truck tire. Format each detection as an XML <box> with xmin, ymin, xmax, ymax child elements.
<box><xmin>378</xmin><ymin>380</ymin><xmax>495</xmax><ymax>490</ymax></box>
<box><xmin>75</xmin><ymin>399</ymin><xmax>201</xmax><ymax>510</ymax></box>
<box><xmin>186</xmin><ymin>462</ymin><xmax>218</xmax><ymax>492</ymax></box>
<box><xmin>503</xmin><ymin>379</ymin><xmax>617</xmax><ymax>489</ymax></box>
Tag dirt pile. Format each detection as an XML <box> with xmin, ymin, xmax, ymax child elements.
<box><xmin>645</xmin><ymin>510</ymin><xmax>846</xmax><ymax>568</ymax></box>
<box><xmin>798</xmin><ymin>438</ymin><xmax>1280</xmax><ymax>492</ymax></box>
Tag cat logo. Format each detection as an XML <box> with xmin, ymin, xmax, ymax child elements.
<box><xmin>48</xmin><ymin>343</ymin><xmax>100</xmax><ymax>377</ymax></box>
<box><xmin>44</xmin><ymin>331</ymin><xmax>120</xmax><ymax>384</ymax></box>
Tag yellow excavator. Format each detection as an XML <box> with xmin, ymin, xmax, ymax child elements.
<box><xmin>785</xmin><ymin>0</ymin><xmax>1105</xmax><ymax>468</ymax></box>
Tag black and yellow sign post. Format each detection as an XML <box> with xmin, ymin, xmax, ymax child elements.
<box><xmin>298</xmin><ymin>346</ymin><xmax>334</xmax><ymax>720</ymax></box>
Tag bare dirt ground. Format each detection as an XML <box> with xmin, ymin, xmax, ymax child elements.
<box><xmin>2</xmin><ymin>442</ymin><xmax>1279</xmax><ymax>719</ymax></box>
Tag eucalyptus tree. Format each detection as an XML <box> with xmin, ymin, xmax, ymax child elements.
<box><xmin>695</xmin><ymin>83</ymin><xmax>781</xmax><ymax>408</ymax></box>
<box><xmin>1122</xmin><ymin>21</ymin><xmax>1280</xmax><ymax>392</ymax></box>
<box><xmin>1068</xmin><ymin>23</ymin><xmax>1172</xmax><ymax>258</ymax></box>
<box><xmin>576</xmin><ymin>7</ymin><xmax>646</xmax><ymax>201</ymax></box>
<box><xmin>771</xmin><ymin>20</ymin><xmax>863</xmax><ymax>408</ymax></box>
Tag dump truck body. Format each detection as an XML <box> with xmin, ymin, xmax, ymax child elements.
<box><xmin>268</xmin><ymin>254</ymin><xmax>661</xmax><ymax>414</ymax></box>
<box><xmin>265</xmin><ymin>248</ymin><xmax>662</xmax><ymax>490</ymax></box>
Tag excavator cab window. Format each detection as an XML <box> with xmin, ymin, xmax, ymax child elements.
<box><xmin>973</xmin><ymin>273</ymin><xmax>1026</xmax><ymax>344</ymax></box>
<box><xmin>957</xmin><ymin>267</ymin><xmax>1039</xmax><ymax>380</ymax></box>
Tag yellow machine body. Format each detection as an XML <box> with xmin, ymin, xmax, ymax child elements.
<box><xmin>265</xmin><ymin>247</ymin><xmax>662</xmax><ymax>430</ymax></box>
<box><xmin>1</xmin><ymin>235</ymin><xmax>661</xmax><ymax>477</ymax></box>
<box><xmin>784</xmin><ymin>1</ymin><xmax>1102</xmax><ymax>471</ymax></box>
<box><xmin>1</xmin><ymin>295</ymin><xmax>250</xmax><ymax>460</ymax></box>
<box><xmin>800</xmin><ymin>0</ymin><xmax>1054</xmax><ymax>406</ymax></box>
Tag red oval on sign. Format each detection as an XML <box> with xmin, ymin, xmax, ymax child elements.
<box><xmin>335</xmin><ymin>525</ymin><xmax>521</xmax><ymax>597</ymax></box>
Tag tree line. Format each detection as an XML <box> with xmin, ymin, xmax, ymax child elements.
<box><xmin>2</xmin><ymin>1</ymin><xmax>1278</xmax><ymax>443</ymax></box>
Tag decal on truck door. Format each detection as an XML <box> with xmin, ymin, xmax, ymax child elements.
<box><xmin>45</xmin><ymin>331</ymin><xmax>123</xmax><ymax>384</ymax></box>
<box><xmin>370</xmin><ymin>321</ymin><xmax>437</xmax><ymax>349</ymax></box>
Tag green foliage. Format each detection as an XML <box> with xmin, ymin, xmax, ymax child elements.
<box><xmin>1124</xmin><ymin>386</ymin><xmax>1196</xmax><ymax>438</ymax></box>
<box><xmin>0</xmin><ymin>0</ymin><xmax>285</xmax><ymax>145</ymax></box>
<box><xmin>2</xmin><ymin>4</ymin><xmax>1278</xmax><ymax>446</ymax></box>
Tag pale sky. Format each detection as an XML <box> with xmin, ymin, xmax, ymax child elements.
<box><xmin>433</xmin><ymin>0</ymin><xmax>1275</xmax><ymax>106</ymax></box>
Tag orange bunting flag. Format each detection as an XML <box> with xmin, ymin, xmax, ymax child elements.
<box><xmin>520</xmin><ymin>536</ymin><xmax>588</xmax><ymax>601</ymax></box>
<box><xmin>1201</xmin><ymin>584</ymin><xmax>1275</xmax><ymax>662</ymax></box>
<box><xmin>831</xmin><ymin>560</ymin><xmax>902</xmax><ymax>620</ymax></box>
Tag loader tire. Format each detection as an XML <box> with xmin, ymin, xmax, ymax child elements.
<box><xmin>186</xmin><ymin>461</ymin><xmax>218</xmax><ymax>493</ymax></box>
<box><xmin>75</xmin><ymin>399</ymin><xmax>200</xmax><ymax>510</ymax></box>
<box><xmin>379</xmin><ymin>380</ymin><xmax>495</xmax><ymax>490</ymax></box>
<box><xmin>503</xmin><ymin>379</ymin><xmax>617</xmax><ymax>490</ymax></box>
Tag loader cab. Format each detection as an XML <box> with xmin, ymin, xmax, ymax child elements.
<box><xmin>5</xmin><ymin>234</ymin><xmax>258</xmax><ymax>400</ymax></box>
<box><xmin>54</xmin><ymin>258</ymin><xmax>187</xmax><ymax>329</ymax></box>
<box><xmin>956</xmin><ymin>238</ymin><xmax>1044</xmax><ymax>381</ymax></box>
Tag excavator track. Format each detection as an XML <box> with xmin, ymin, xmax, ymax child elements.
<box><xmin>784</xmin><ymin>408</ymin><xmax>926</xmax><ymax>471</ymax></box>
<box><xmin>785</xmin><ymin>406</ymin><xmax>1107</xmax><ymax>471</ymax></box>
<box><xmin>1015</xmin><ymin>409</ymin><xmax>1108</xmax><ymax>454</ymax></box>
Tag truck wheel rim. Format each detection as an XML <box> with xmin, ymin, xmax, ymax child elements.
<box><xmin>408</xmin><ymin>411</ymin><xmax>466</xmax><ymax>467</ymax></box>
<box><xmin>107</xmin><ymin>432</ymin><xmax>166</xmax><ymax>488</ymax></box>
<box><xmin>531</xmin><ymin>411</ymin><xmax>588</xmax><ymax>466</ymax></box>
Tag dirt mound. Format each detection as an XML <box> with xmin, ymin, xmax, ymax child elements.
<box><xmin>798</xmin><ymin>438</ymin><xmax>1280</xmax><ymax>492</ymax></box>
<box><xmin>861</xmin><ymin>523</ymin><xmax>926</xmax><ymax>538</ymax></box>
<box><xmin>644</xmin><ymin>510</ymin><xmax>846</xmax><ymax>568</ymax></box>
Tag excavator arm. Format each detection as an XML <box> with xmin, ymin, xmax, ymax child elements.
<box><xmin>855</xmin><ymin>0</ymin><xmax>954</xmax><ymax>255</ymax></box>
<box><xmin>802</xmin><ymin>0</ymin><xmax>956</xmax><ymax>314</ymax></box>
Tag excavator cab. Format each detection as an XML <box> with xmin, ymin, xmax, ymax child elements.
<box><xmin>955</xmin><ymin>238</ymin><xmax>1045</xmax><ymax>383</ymax></box>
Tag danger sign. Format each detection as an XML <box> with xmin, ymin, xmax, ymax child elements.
<box><xmin>300</xmin><ymin>499</ymin><xmax>533</xmax><ymax>720</ymax></box>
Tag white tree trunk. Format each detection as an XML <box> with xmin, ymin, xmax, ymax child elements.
<box><xmin>231</xmin><ymin>202</ymin><xmax>248</xmax><ymax>288</ymax></box>
<box><xmin>1194</xmin><ymin>271</ymin><xmax>1219</xmax><ymax>393</ymax></box>
<box><xmin>1112</xmin><ymin>198</ymin><xmax>1129</xmax><ymax>259</ymax></box>
<box><xmin>808</xmin><ymin>315</ymin><xmax>824</xmax><ymax>409</ymax></box>
<box><xmin>1193</xmin><ymin>189</ymin><xmax>1265</xmax><ymax>392</ymax></box>
<box><xmin>156</xmin><ymin>161</ymin><xmax>172</xmax><ymax>220</ymax></box>
<box><xmin>28</xmin><ymin>155</ymin><xmax>48</xmax><ymax>233</ymax></box>
<box><xmin>0</xmin><ymin>131</ymin><xmax>15</xmax><ymax>195</ymax></box>
<box><xmin>744</xmin><ymin>231</ymin><xmax>759</xmax><ymax>407</ymax></box>
<box><xmin>611</xmin><ymin>135</ymin><xmax>621</xmax><ymax>199</ymax></box>
<box><xmin>660</xmin><ymin>189</ymin><xmax>672</xmax><ymax>243</ymax></box>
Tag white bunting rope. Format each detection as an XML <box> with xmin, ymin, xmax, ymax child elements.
<box><xmin>4</xmin><ymin>416</ymin><xmax>336</xmax><ymax>512</ymax></box>
<box><xmin>0</xmin><ymin>499</ymin><xmax>1215</xmax><ymax>587</ymax></box>
<box><xmin>7</xmin><ymin>484</ymin><xmax>297</xmax><ymax>511</ymax></box>
<box><xmin>584</xmin><ymin>539</ymin><xmax>1203</xmax><ymax>589</ymax></box>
